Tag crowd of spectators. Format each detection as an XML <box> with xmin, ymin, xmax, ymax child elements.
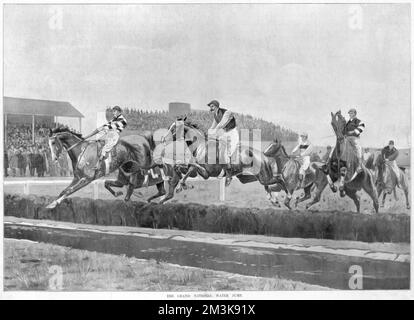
<box><xmin>4</xmin><ymin>123</ymin><xmax>73</xmax><ymax>178</ymax></box>
<box><xmin>114</xmin><ymin>108</ymin><xmax>299</xmax><ymax>141</ymax></box>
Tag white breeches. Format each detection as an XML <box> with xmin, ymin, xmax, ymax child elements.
<box><xmin>299</xmin><ymin>156</ymin><xmax>310</xmax><ymax>175</ymax></box>
<box><xmin>218</xmin><ymin>127</ymin><xmax>239</xmax><ymax>160</ymax></box>
<box><xmin>101</xmin><ymin>130</ymin><xmax>120</xmax><ymax>155</ymax></box>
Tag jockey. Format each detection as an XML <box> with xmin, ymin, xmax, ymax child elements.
<box><xmin>207</xmin><ymin>100</ymin><xmax>240</xmax><ymax>185</ymax></box>
<box><xmin>84</xmin><ymin>106</ymin><xmax>127</xmax><ymax>171</ymax></box>
<box><xmin>291</xmin><ymin>132</ymin><xmax>313</xmax><ymax>188</ymax></box>
<box><xmin>381</xmin><ymin>140</ymin><xmax>401</xmax><ymax>181</ymax></box>
<box><xmin>344</xmin><ymin>108</ymin><xmax>365</xmax><ymax>173</ymax></box>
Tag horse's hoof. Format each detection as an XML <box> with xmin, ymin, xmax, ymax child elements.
<box><xmin>46</xmin><ymin>202</ymin><xmax>57</xmax><ymax>209</ymax></box>
<box><xmin>406</xmin><ymin>205</ymin><xmax>410</xmax><ymax>210</ymax></box>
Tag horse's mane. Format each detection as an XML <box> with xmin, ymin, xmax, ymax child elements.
<box><xmin>280</xmin><ymin>145</ymin><xmax>290</xmax><ymax>158</ymax></box>
<box><xmin>51</xmin><ymin>127</ymin><xmax>84</xmax><ymax>139</ymax></box>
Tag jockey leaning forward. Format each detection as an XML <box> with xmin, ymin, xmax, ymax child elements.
<box><xmin>207</xmin><ymin>100</ymin><xmax>240</xmax><ymax>186</ymax></box>
<box><xmin>84</xmin><ymin>106</ymin><xmax>127</xmax><ymax>171</ymax></box>
<box><xmin>291</xmin><ymin>132</ymin><xmax>313</xmax><ymax>188</ymax></box>
<box><xmin>381</xmin><ymin>140</ymin><xmax>401</xmax><ymax>182</ymax></box>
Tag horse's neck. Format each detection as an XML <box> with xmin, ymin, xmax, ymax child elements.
<box><xmin>61</xmin><ymin>135</ymin><xmax>85</xmax><ymax>168</ymax></box>
<box><xmin>275</xmin><ymin>146</ymin><xmax>290</xmax><ymax>168</ymax></box>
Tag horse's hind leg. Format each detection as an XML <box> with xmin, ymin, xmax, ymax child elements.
<box><xmin>306</xmin><ymin>172</ymin><xmax>328</xmax><ymax>210</ymax></box>
<box><xmin>400</xmin><ymin>174</ymin><xmax>410</xmax><ymax>209</ymax></box>
<box><xmin>147</xmin><ymin>182</ymin><xmax>166</xmax><ymax>202</ymax></box>
<box><xmin>104</xmin><ymin>179</ymin><xmax>125</xmax><ymax>198</ymax></box>
<box><xmin>345</xmin><ymin>187</ymin><xmax>360</xmax><ymax>213</ymax></box>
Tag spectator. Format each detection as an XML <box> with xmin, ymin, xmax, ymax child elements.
<box><xmin>4</xmin><ymin>149</ymin><xmax>9</xmax><ymax>177</ymax></box>
<box><xmin>17</xmin><ymin>147</ymin><xmax>27</xmax><ymax>176</ymax></box>
<box><xmin>9</xmin><ymin>147</ymin><xmax>18</xmax><ymax>177</ymax></box>
<box><xmin>28</xmin><ymin>146</ymin><xmax>36</xmax><ymax>176</ymax></box>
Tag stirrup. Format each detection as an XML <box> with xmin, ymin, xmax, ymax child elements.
<box><xmin>143</xmin><ymin>174</ymin><xmax>149</xmax><ymax>187</ymax></box>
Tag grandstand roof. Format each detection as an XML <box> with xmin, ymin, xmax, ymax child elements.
<box><xmin>3</xmin><ymin>96</ymin><xmax>84</xmax><ymax>118</ymax></box>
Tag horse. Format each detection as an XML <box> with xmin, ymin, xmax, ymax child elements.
<box><xmin>46</xmin><ymin>127</ymin><xmax>176</xmax><ymax>208</ymax></box>
<box><xmin>263</xmin><ymin>138</ymin><xmax>328</xmax><ymax>209</ymax></box>
<box><xmin>162</xmin><ymin>117</ymin><xmax>288</xmax><ymax>203</ymax></box>
<box><xmin>325</xmin><ymin>111</ymin><xmax>379</xmax><ymax>213</ymax></box>
<box><xmin>372</xmin><ymin>153</ymin><xmax>410</xmax><ymax>209</ymax></box>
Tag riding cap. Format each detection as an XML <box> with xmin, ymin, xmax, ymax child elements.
<box><xmin>348</xmin><ymin>108</ymin><xmax>357</xmax><ymax>114</ymax></box>
<box><xmin>112</xmin><ymin>105</ymin><xmax>122</xmax><ymax>112</ymax></box>
<box><xmin>207</xmin><ymin>100</ymin><xmax>220</xmax><ymax>108</ymax></box>
<box><xmin>388</xmin><ymin>140</ymin><xmax>395</xmax><ymax>145</ymax></box>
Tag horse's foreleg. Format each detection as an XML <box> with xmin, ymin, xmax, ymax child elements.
<box><xmin>265</xmin><ymin>185</ymin><xmax>280</xmax><ymax>207</ymax></box>
<box><xmin>345</xmin><ymin>187</ymin><xmax>360</xmax><ymax>213</ymax></box>
<box><xmin>306</xmin><ymin>174</ymin><xmax>328</xmax><ymax>210</ymax></box>
<box><xmin>57</xmin><ymin>178</ymin><xmax>79</xmax><ymax>198</ymax></box>
<box><xmin>177</xmin><ymin>166</ymin><xmax>196</xmax><ymax>193</ymax></box>
<box><xmin>46</xmin><ymin>177</ymin><xmax>93</xmax><ymax>209</ymax></box>
<box><xmin>381</xmin><ymin>192</ymin><xmax>387</xmax><ymax>207</ymax></box>
<box><xmin>393</xmin><ymin>188</ymin><xmax>399</xmax><ymax>201</ymax></box>
<box><xmin>362</xmin><ymin>174</ymin><xmax>379</xmax><ymax>213</ymax></box>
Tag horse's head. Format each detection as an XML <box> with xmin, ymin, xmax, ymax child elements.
<box><xmin>331</xmin><ymin>110</ymin><xmax>347</xmax><ymax>141</ymax></box>
<box><xmin>163</xmin><ymin>116</ymin><xmax>204</xmax><ymax>146</ymax></box>
<box><xmin>48</xmin><ymin>128</ymin><xmax>64</xmax><ymax>161</ymax></box>
<box><xmin>263</xmin><ymin>138</ymin><xmax>283</xmax><ymax>157</ymax></box>
<box><xmin>48</xmin><ymin>127</ymin><xmax>83</xmax><ymax>161</ymax></box>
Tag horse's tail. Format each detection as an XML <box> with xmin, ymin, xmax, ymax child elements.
<box><xmin>142</xmin><ymin>131</ymin><xmax>156</xmax><ymax>151</ymax></box>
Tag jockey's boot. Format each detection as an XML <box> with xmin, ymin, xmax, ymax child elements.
<box><xmin>93</xmin><ymin>154</ymin><xmax>105</xmax><ymax>171</ymax></box>
<box><xmin>224</xmin><ymin>164</ymin><xmax>233</xmax><ymax>187</ymax></box>
<box><xmin>298</xmin><ymin>173</ymin><xmax>306</xmax><ymax>189</ymax></box>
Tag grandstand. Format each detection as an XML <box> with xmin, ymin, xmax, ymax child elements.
<box><xmin>3</xmin><ymin>97</ymin><xmax>84</xmax><ymax>178</ymax></box>
<box><xmin>4</xmin><ymin>97</ymin><xmax>84</xmax><ymax>144</ymax></box>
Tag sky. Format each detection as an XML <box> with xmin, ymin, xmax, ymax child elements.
<box><xmin>3</xmin><ymin>3</ymin><xmax>411</xmax><ymax>147</ymax></box>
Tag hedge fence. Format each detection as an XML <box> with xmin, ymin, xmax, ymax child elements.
<box><xmin>4</xmin><ymin>194</ymin><xmax>410</xmax><ymax>243</ymax></box>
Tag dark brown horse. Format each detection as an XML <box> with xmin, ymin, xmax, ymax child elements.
<box><xmin>47</xmin><ymin>127</ymin><xmax>178</xmax><ymax>207</ymax></box>
<box><xmin>263</xmin><ymin>139</ymin><xmax>328</xmax><ymax>209</ymax></box>
<box><xmin>325</xmin><ymin>111</ymin><xmax>379</xmax><ymax>213</ymax></box>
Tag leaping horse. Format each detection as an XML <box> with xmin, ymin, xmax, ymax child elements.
<box><xmin>46</xmin><ymin>127</ymin><xmax>169</xmax><ymax>208</ymax></box>
<box><xmin>325</xmin><ymin>111</ymin><xmax>379</xmax><ymax>213</ymax></box>
<box><xmin>262</xmin><ymin>138</ymin><xmax>328</xmax><ymax>209</ymax></box>
<box><xmin>367</xmin><ymin>152</ymin><xmax>410</xmax><ymax>209</ymax></box>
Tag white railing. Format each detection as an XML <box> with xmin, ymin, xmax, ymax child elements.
<box><xmin>4</xmin><ymin>177</ymin><xmax>226</xmax><ymax>201</ymax></box>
